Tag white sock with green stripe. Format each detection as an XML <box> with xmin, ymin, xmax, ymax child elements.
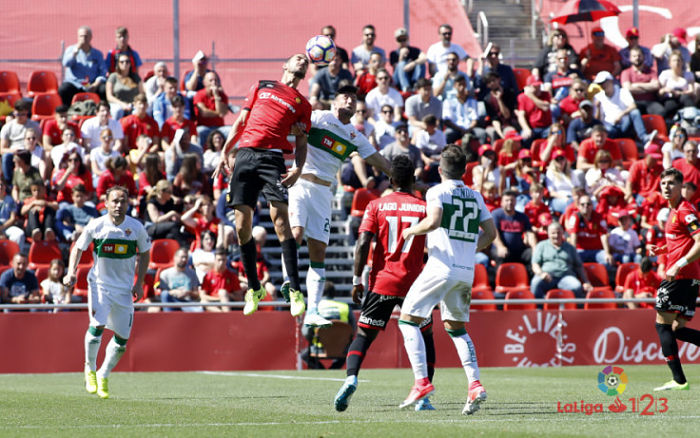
<box><xmin>84</xmin><ymin>326</ymin><xmax>103</xmax><ymax>372</ymax></box>
<box><xmin>447</xmin><ymin>327</ymin><xmax>480</xmax><ymax>383</ymax></box>
<box><xmin>306</xmin><ymin>262</ymin><xmax>325</xmax><ymax>312</ymax></box>
<box><xmin>399</xmin><ymin>320</ymin><xmax>428</xmax><ymax>381</ymax></box>
<box><xmin>98</xmin><ymin>336</ymin><xmax>127</xmax><ymax>378</ymax></box>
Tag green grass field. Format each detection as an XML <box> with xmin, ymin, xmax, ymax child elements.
<box><xmin>1</xmin><ymin>365</ymin><xmax>699</xmax><ymax>437</ymax></box>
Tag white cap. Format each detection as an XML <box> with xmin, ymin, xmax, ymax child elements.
<box><xmin>657</xmin><ymin>208</ymin><xmax>670</xmax><ymax>223</ymax></box>
<box><xmin>594</xmin><ymin>71</ymin><xmax>613</xmax><ymax>84</ymax></box>
<box><xmin>192</xmin><ymin>50</ymin><xmax>207</xmax><ymax>63</ymax></box>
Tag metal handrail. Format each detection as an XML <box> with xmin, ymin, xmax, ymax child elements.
<box><xmin>476</xmin><ymin>11</ymin><xmax>489</xmax><ymax>49</ymax></box>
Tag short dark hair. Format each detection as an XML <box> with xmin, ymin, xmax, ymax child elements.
<box><xmin>484</xmin><ymin>72</ymin><xmax>500</xmax><ymax>83</ymax></box>
<box><xmin>363</xmin><ymin>24</ymin><xmax>376</xmax><ymax>32</ymax></box>
<box><xmin>661</xmin><ymin>167</ymin><xmax>683</xmax><ymax>184</ymax></box>
<box><xmin>98</xmin><ymin>100</ymin><xmax>110</xmax><ymax>112</ymax></box>
<box><xmin>391</xmin><ymin>155</ymin><xmax>415</xmax><ymax>191</ymax></box>
<box><xmin>214</xmin><ymin>247</ymin><xmax>228</xmax><ymax>257</ymax></box>
<box><xmin>440</xmin><ymin>144</ymin><xmax>467</xmax><ymax>179</ymax></box>
<box><xmin>15</xmin><ymin>150</ymin><xmax>31</xmax><ymax>165</ymax></box>
<box><xmin>683</xmin><ymin>181</ymin><xmax>697</xmax><ymax>191</ymax></box>
<box><xmin>591</xmin><ymin>125</ymin><xmax>607</xmax><ymax>135</ymax></box>
<box><xmin>171</xmin><ymin>94</ymin><xmax>185</xmax><ymax>107</ymax></box>
<box><xmin>422</xmin><ymin>114</ymin><xmax>438</xmax><ymax>127</ymax></box>
<box><xmin>336</xmin><ymin>85</ymin><xmax>357</xmax><ymax>96</ymax></box>
<box><xmin>414</xmin><ymin>78</ymin><xmax>432</xmax><ymax>89</ymax></box>
<box><xmin>165</xmin><ymin>76</ymin><xmax>179</xmax><ymax>87</ymax></box>
<box><xmin>14</xmin><ymin>100</ymin><xmax>31</xmax><ymax>112</ymax></box>
<box><xmin>503</xmin><ymin>190</ymin><xmax>518</xmax><ymax>199</ymax></box>
<box><xmin>106</xmin><ymin>185</ymin><xmax>129</xmax><ymax>199</ymax></box>
<box><xmin>72</xmin><ymin>183</ymin><xmax>87</xmax><ymax>194</ymax></box>
<box><xmin>55</xmin><ymin>104</ymin><xmax>69</xmax><ymax>114</ymax></box>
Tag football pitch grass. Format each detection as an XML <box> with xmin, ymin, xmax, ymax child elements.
<box><xmin>1</xmin><ymin>365</ymin><xmax>699</xmax><ymax>437</ymax></box>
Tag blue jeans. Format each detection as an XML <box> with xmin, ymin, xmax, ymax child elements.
<box><xmin>531</xmin><ymin>274</ymin><xmax>584</xmax><ymax>299</ymax></box>
<box><xmin>604</xmin><ymin>109</ymin><xmax>647</xmax><ymax>140</ymax></box>
<box><xmin>549</xmin><ymin>196</ymin><xmax>573</xmax><ymax>214</ymax></box>
<box><xmin>2</xmin><ymin>152</ymin><xmax>14</xmax><ymax>184</ymax></box>
<box><xmin>393</xmin><ymin>61</ymin><xmax>426</xmax><ymax>92</ymax></box>
<box><xmin>160</xmin><ymin>290</ymin><xmax>204</xmax><ymax>312</ymax></box>
<box><xmin>577</xmin><ymin>249</ymin><xmax>609</xmax><ymax>266</ymax></box>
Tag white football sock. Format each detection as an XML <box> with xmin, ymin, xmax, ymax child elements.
<box><xmin>84</xmin><ymin>328</ymin><xmax>102</xmax><ymax>372</ymax></box>
<box><xmin>98</xmin><ymin>337</ymin><xmax>127</xmax><ymax>378</ymax></box>
<box><xmin>306</xmin><ymin>264</ymin><xmax>325</xmax><ymax>312</ymax></box>
<box><xmin>450</xmin><ymin>331</ymin><xmax>480</xmax><ymax>383</ymax></box>
<box><xmin>399</xmin><ymin>321</ymin><xmax>427</xmax><ymax>381</ymax></box>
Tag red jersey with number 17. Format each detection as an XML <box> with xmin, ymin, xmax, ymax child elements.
<box><xmin>238</xmin><ymin>80</ymin><xmax>312</xmax><ymax>153</ymax></box>
<box><xmin>359</xmin><ymin>191</ymin><xmax>427</xmax><ymax>297</ymax></box>
<box><xmin>665</xmin><ymin>199</ymin><xmax>700</xmax><ymax>280</ymax></box>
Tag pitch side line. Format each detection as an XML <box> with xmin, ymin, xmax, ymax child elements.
<box><xmin>6</xmin><ymin>416</ymin><xmax>700</xmax><ymax>430</ymax></box>
<box><xmin>199</xmin><ymin>371</ymin><xmax>370</xmax><ymax>382</ymax></box>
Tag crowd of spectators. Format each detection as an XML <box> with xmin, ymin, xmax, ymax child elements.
<box><xmin>2</xmin><ymin>22</ymin><xmax>700</xmax><ymax>310</ymax></box>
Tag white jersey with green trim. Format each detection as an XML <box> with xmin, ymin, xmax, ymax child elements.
<box><xmin>424</xmin><ymin>179</ymin><xmax>491</xmax><ymax>283</ymax></box>
<box><xmin>298</xmin><ymin>110</ymin><xmax>376</xmax><ymax>183</ymax></box>
<box><xmin>75</xmin><ymin>215</ymin><xmax>151</xmax><ymax>295</ymax></box>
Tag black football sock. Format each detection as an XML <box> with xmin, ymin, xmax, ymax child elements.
<box><xmin>674</xmin><ymin>327</ymin><xmax>700</xmax><ymax>346</ymax></box>
<box><xmin>346</xmin><ymin>332</ymin><xmax>376</xmax><ymax>377</ymax></box>
<box><xmin>422</xmin><ymin>328</ymin><xmax>436</xmax><ymax>383</ymax></box>
<box><xmin>240</xmin><ymin>239</ymin><xmax>261</xmax><ymax>291</ymax></box>
<box><xmin>656</xmin><ymin>323</ymin><xmax>686</xmax><ymax>384</ymax></box>
<box><xmin>281</xmin><ymin>238</ymin><xmax>301</xmax><ymax>291</ymax></box>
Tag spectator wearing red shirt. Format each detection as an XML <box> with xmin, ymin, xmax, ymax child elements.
<box><xmin>355</xmin><ymin>52</ymin><xmax>382</xmax><ymax>98</ymax></box>
<box><xmin>556</xmin><ymin>78</ymin><xmax>587</xmax><ymax>124</ymax></box>
<box><xmin>672</xmin><ymin>141</ymin><xmax>700</xmax><ymax>205</ymax></box>
<box><xmin>95</xmin><ymin>155</ymin><xmax>137</xmax><ymax>206</ymax></box>
<box><xmin>565</xmin><ymin>194</ymin><xmax>613</xmax><ymax>266</ymax></box>
<box><xmin>579</xmin><ymin>26</ymin><xmax>621</xmax><ymax>80</ymax></box>
<box><xmin>516</xmin><ymin>75</ymin><xmax>552</xmax><ymax>146</ymax></box>
<box><xmin>182</xmin><ymin>195</ymin><xmax>223</xmax><ymax>251</ymax></box>
<box><xmin>120</xmin><ymin>94</ymin><xmax>159</xmax><ymax>152</ymax></box>
<box><xmin>626</xmin><ymin>144</ymin><xmax>664</xmax><ymax>204</ymax></box>
<box><xmin>41</xmin><ymin>105</ymin><xmax>80</xmax><ymax>149</ymax></box>
<box><xmin>524</xmin><ymin>183</ymin><xmax>551</xmax><ymax>241</ymax></box>
<box><xmin>51</xmin><ymin>151</ymin><xmax>94</xmax><ymax>203</ymax></box>
<box><xmin>576</xmin><ymin>125</ymin><xmax>622</xmax><ymax>171</ymax></box>
<box><xmin>200</xmin><ymin>249</ymin><xmax>243</xmax><ymax>312</ymax></box>
<box><xmin>160</xmin><ymin>95</ymin><xmax>198</xmax><ymax>149</ymax></box>
<box><xmin>538</xmin><ymin>121</ymin><xmax>576</xmax><ymax>169</ymax></box>
<box><xmin>620</xmin><ymin>46</ymin><xmax>663</xmax><ymax>116</ymax></box>
<box><xmin>622</xmin><ymin>257</ymin><xmax>661</xmax><ymax>309</ymax></box>
<box><xmin>193</xmin><ymin>71</ymin><xmax>230</xmax><ymax>147</ymax></box>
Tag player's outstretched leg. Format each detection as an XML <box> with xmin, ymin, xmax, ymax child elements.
<box><xmin>446</xmin><ymin>325</ymin><xmax>487</xmax><ymax>415</ymax></box>
<box><xmin>84</xmin><ymin>326</ymin><xmax>103</xmax><ymax>394</ymax></box>
<box><xmin>416</xmin><ymin>327</ymin><xmax>437</xmax><ymax>411</ymax></box>
<box><xmin>304</xmin><ymin>261</ymin><xmax>331</xmax><ymax>327</ymax></box>
<box><xmin>96</xmin><ymin>335</ymin><xmax>128</xmax><ymax>399</ymax></box>
<box><xmin>398</xmin><ymin>320</ymin><xmax>434</xmax><ymax>409</ymax></box>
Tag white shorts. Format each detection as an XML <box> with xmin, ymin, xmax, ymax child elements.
<box><xmin>401</xmin><ymin>272</ymin><xmax>472</xmax><ymax>322</ymax></box>
<box><xmin>88</xmin><ymin>279</ymin><xmax>134</xmax><ymax>339</ymax></box>
<box><xmin>288</xmin><ymin>178</ymin><xmax>332</xmax><ymax>244</ymax></box>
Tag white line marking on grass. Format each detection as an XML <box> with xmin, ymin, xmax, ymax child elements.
<box><xmin>6</xmin><ymin>416</ymin><xmax>700</xmax><ymax>430</ymax></box>
<box><xmin>199</xmin><ymin>371</ymin><xmax>370</xmax><ymax>383</ymax></box>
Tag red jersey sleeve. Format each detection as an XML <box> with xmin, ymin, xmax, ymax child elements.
<box><xmin>242</xmin><ymin>83</ymin><xmax>259</xmax><ymax>111</ymax></box>
<box><xmin>565</xmin><ymin>213</ymin><xmax>580</xmax><ymax>234</ymax></box>
<box><xmin>679</xmin><ymin>203</ymin><xmax>700</xmax><ymax>236</ymax></box>
<box><xmin>358</xmin><ymin>200</ymin><xmax>379</xmax><ymax>235</ymax></box>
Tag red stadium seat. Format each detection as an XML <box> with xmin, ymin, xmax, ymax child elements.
<box><xmin>0</xmin><ymin>92</ymin><xmax>21</xmax><ymax>122</ymax></box>
<box><xmin>642</xmin><ymin>114</ymin><xmax>668</xmax><ymax>139</ymax></box>
<box><xmin>350</xmin><ymin>188</ymin><xmax>379</xmax><ymax>218</ymax></box>
<box><xmin>472</xmin><ymin>263</ymin><xmax>490</xmax><ymax>291</ymax></box>
<box><xmin>495</xmin><ymin>262</ymin><xmax>530</xmax><ymax>295</ymax></box>
<box><xmin>503</xmin><ymin>289</ymin><xmax>536</xmax><ymax>310</ymax></box>
<box><xmin>584</xmin><ymin>288</ymin><xmax>617</xmax><ymax>309</ymax></box>
<box><xmin>471</xmin><ymin>288</ymin><xmax>497</xmax><ymax>311</ymax></box>
<box><xmin>512</xmin><ymin>68</ymin><xmax>532</xmax><ymax>91</ymax></box>
<box><xmin>31</xmin><ymin>92</ymin><xmax>62</xmax><ymax>121</ymax></box>
<box><xmin>71</xmin><ymin>241</ymin><xmax>94</xmax><ymax>269</ymax></box>
<box><xmin>27</xmin><ymin>240</ymin><xmax>62</xmax><ymax>270</ymax></box>
<box><xmin>462</xmin><ymin>161</ymin><xmax>479</xmax><ymax>187</ymax></box>
<box><xmin>71</xmin><ymin>92</ymin><xmax>100</xmax><ymax>105</ymax></box>
<box><xmin>583</xmin><ymin>262</ymin><xmax>610</xmax><ymax>288</ymax></box>
<box><xmin>148</xmin><ymin>238</ymin><xmax>180</xmax><ymax>270</ymax></box>
<box><xmin>615</xmin><ymin>138</ymin><xmax>638</xmax><ymax>169</ymax></box>
<box><xmin>72</xmin><ymin>266</ymin><xmax>91</xmax><ymax>302</ymax></box>
<box><xmin>614</xmin><ymin>262</ymin><xmax>639</xmax><ymax>294</ymax></box>
<box><xmin>35</xmin><ymin>267</ymin><xmax>50</xmax><ymax>290</ymax></box>
<box><xmin>27</xmin><ymin>70</ymin><xmax>59</xmax><ymax>97</ymax></box>
<box><xmin>135</xmin><ymin>271</ymin><xmax>157</xmax><ymax>303</ymax></box>
<box><xmin>543</xmin><ymin>289</ymin><xmax>577</xmax><ymax>310</ymax></box>
<box><xmin>0</xmin><ymin>71</ymin><xmax>21</xmax><ymax>94</ymax></box>
<box><xmin>0</xmin><ymin>239</ymin><xmax>20</xmax><ymax>266</ymax></box>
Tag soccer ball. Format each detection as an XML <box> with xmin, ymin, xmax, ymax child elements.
<box><xmin>305</xmin><ymin>35</ymin><xmax>337</xmax><ymax>66</ymax></box>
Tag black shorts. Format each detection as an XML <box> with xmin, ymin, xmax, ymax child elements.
<box><xmin>358</xmin><ymin>291</ymin><xmax>433</xmax><ymax>331</ymax></box>
<box><xmin>227</xmin><ymin>147</ymin><xmax>288</xmax><ymax>209</ymax></box>
<box><xmin>655</xmin><ymin>279</ymin><xmax>699</xmax><ymax>319</ymax></box>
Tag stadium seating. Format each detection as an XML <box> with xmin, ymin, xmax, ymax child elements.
<box><xmin>543</xmin><ymin>289</ymin><xmax>577</xmax><ymax>310</ymax></box>
<box><xmin>349</xmin><ymin>188</ymin><xmax>379</xmax><ymax>218</ymax></box>
<box><xmin>584</xmin><ymin>288</ymin><xmax>617</xmax><ymax>309</ymax></box>
<box><xmin>472</xmin><ymin>263</ymin><xmax>491</xmax><ymax>292</ymax></box>
<box><xmin>309</xmin><ymin>320</ymin><xmax>353</xmax><ymax>360</ymax></box>
<box><xmin>0</xmin><ymin>92</ymin><xmax>21</xmax><ymax>122</ymax></box>
<box><xmin>148</xmin><ymin>239</ymin><xmax>179</xmax><ymax>270</ymax></box>
<box><xmin>27</xmin><ymin>240</ymin><xmax>62</xmax><ymax>270</ymax></box>
<box><xmin>512</xmin><ymin>68</ymin><xmax>532</xmax><ymax>91</ymax></box>
<box><xmin>27</xmin><ymin>70</ymin><xmax>58</xmax><ymax>97</ymax></box>
<box><xmin>0</xmin><ymin>239</ymin><xmax>20</xmax><ymax>266</ymax></box>
<box><xmin>583</xmin><ymin>262</ymin><xmax>613</xmax><ymax>293</ymax></box>
<box><xmin>642</xmin><ymin>114</ymin><xmax>668</xmax><ymax>140</ymax></box>
<box><xmin>72</xmin><ymin>241</ymin><xmax>94</xmax><ymax>268</ymax></box>
<box><xmin>72</xmin><ymin>266</ymin><xmax>91</xmax><ymax>302</ymax></box>
<box><xmin>503</xmin><ymin>289</ymin><xmax>536</xmax><ymax>310</ymax></box>
<box><xmin>71</xmin><ymin>92</ymin><xmax>100</xmax><ymax>105</ymax></box>
<box><xmin>31</xmin><ymin>92</ymin><xmax>62</xmax><ymax>121</ymax></box>
<box><xmin>615</xmin><ymin>138</ymin><xmax>638</xmax><ymax>169</ymax></box>
<box><xmin>471</xmin><ymin>288</ymin><xmax>497</xmax><ymax>311</ymax></box>
<box><xmin>0</xmin><ymin>71</ymin><xmax>21</xmax><ymax>95</ymax></box>
<box><xmin>462</xmin><ymin>161</ymin><xmax>478</xmax><ymax>187</ymax></box>
<box><xmin>495</xmin><ymin>262</ymin><xmax>530</xmax><ymax>295</ymax></box>
<box><xmin>614</xmin><ymin>262</ymin><xmax>638</xmax><ymax>294</ymax></box>
<box><xmin>34</xmin><ymin>267</ymin><xmax>50</xmax><ymax>288</ymax></box>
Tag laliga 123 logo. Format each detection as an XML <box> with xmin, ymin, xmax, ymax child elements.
<box><xmin>557</xmin><ymin>366</ymin><xmax>669</xmax><ymax>416</ymax></box>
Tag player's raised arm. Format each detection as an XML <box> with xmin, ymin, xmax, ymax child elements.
<box><xmin>214</xmin><ymin>109</ymin><xmax>250</xmax><ymax>179</ymax></box>
<box><xmin>364</xmin><ymin>152</ymin><xmax>392</xmax><ymax>179</ymax></box>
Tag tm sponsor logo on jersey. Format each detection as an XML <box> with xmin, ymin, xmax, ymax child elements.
<box><xmin>377</xmin><ymin>202</ymin><xmax>426</xmax><ymax>213</ymax></box>
<box><xmin>259</xmin><ymin>92</ymin><xmax>296</xmax><ymax>113</ymax></box>
<box><xmin>101</xmin><ymin>243</ymin><xmax>129</xmax><ymax>255</ymax></box>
